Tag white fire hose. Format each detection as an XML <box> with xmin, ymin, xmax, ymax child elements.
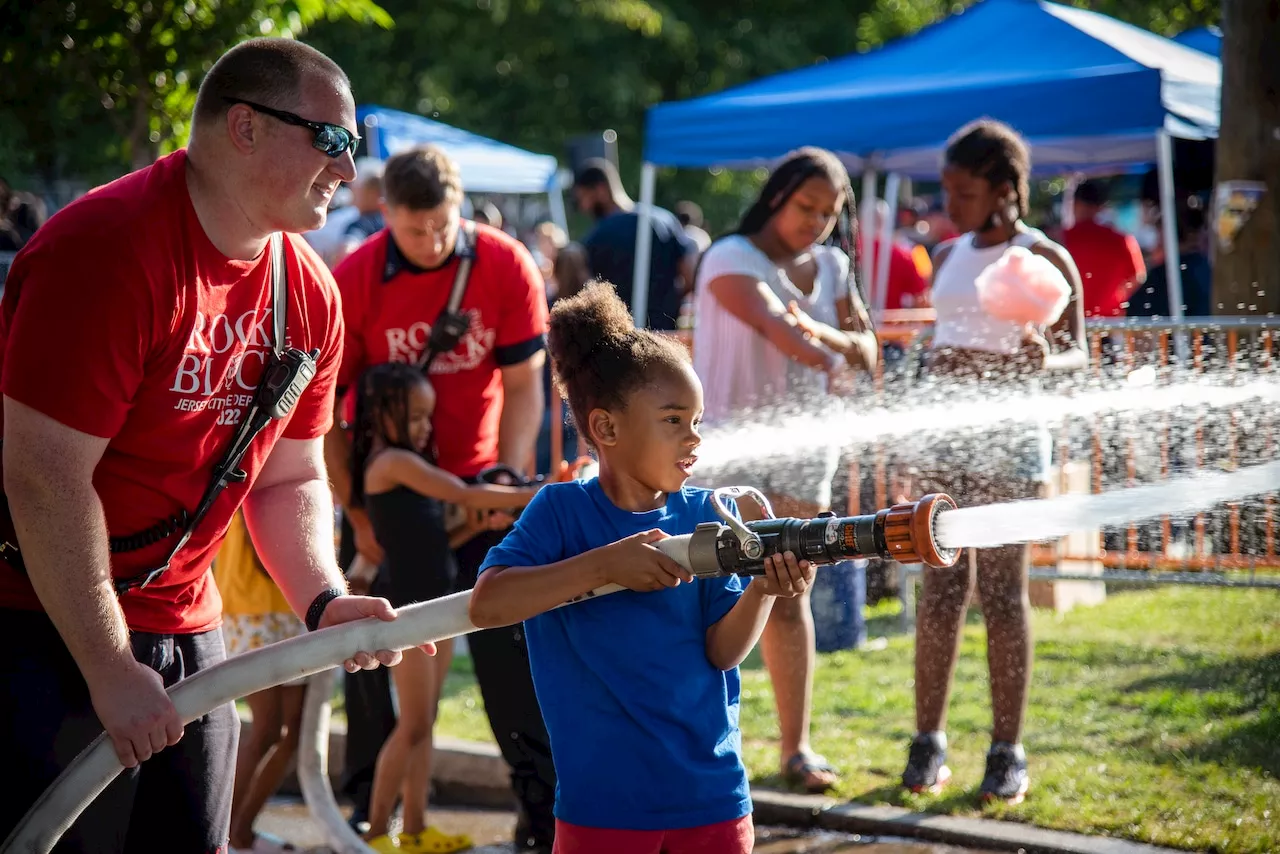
<box><xmin>298</xmin><ymin>667</ymin><xmax>370</xmax><ymax>854</ymax></box>
<box><xmin>0</xmin><ymin>566</ymin><xmax>665</xmax><ymax>854</ymax></box>
<box><xmin>5</xmin><ymin>486</ymin><xmax>957</xmax><ymax>853</ymax></box>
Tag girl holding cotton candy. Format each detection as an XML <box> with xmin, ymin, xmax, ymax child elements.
<box><xmin>899</xmin><ymin>119</ymin><xmax>1086</xmax><ymax>806</ymax></box>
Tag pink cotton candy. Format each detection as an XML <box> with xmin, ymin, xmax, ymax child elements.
<box><xmin>974</xmin><ymin>245</ymin><xmax>1072</xmax><ymax>327</ymax></box>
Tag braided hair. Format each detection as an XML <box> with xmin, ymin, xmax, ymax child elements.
<box><xmin>944</xmin><ymin>119</ymin><xmax>1031</xmax><ymax>231</ymax></box>
<box><xmin>349</xmin><ymin>362</ymin><xmax>430</xmax><ymax>509</ymax></box>
<box><xmin>547</xmin><ymin>281</ymin><xmax>691</xmax><ymax>450</ymax></box>
<box><xmin>729</xmin><ymin>147</ymin><xmax>867</xmax><ymax>305</ymax></box>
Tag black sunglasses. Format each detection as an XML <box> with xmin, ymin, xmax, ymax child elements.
<box><xmin>224</xmin><ymin>97</ymin><xmax>360</xmax><ymax>158</ymax></box>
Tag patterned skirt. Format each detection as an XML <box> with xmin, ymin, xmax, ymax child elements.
<box><xmin>221</xmin><ymin>612</ymin><xmax>309</xmax><ymax>688</ymax></box>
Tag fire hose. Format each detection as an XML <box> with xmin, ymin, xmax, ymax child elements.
<box><xmin>2</xmin><ymin>489</ymin><xmax>956</xmax><ymax>854</ymax></box>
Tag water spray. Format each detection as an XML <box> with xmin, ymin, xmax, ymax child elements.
<box><xmin>2</xmin><ymin>489</ymin><xmax>957</xmax><ymax>854</ymax></box>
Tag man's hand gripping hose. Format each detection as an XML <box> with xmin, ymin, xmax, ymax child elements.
<box><xmin>3</xmin><ymin>488</ymin><xmax>957</xmax><ymax>853</ymax></box>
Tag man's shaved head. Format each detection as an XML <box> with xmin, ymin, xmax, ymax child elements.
<box><xmin>192</xmin><ymin>37</ymin><xmax>349</xmax><ymax>130</ymax></box>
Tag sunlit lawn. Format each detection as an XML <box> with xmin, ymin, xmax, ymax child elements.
<box><xmin>385</xmin><ymin>587</ymin><xmax>1278</xmax><ymax>852</ymax></box>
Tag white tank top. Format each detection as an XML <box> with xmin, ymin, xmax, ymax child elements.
<box><xmin>931</xmin><ymin>229</ymin><xmax>1046</xmax><ymax>355</ymax></box>
<box><xmin>692</xmin><ymin>235</ymin><xmax>849</xmax><ymax>423</ymax></box>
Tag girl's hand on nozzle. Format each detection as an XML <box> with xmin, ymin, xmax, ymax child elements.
<box><xmin>752</xmin><ymin>550</ymin><xmax>815</xmax><ymax>598</ymax></box>
<box><xmin>603</xmin><ymin>529</ymin><xmax>694</xmax><ymax>592</ymax></box>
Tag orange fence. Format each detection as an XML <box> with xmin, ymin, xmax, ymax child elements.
<box><xmin>546</xmin><ymin>312</ymin><xmax>1280</xmax><ymax>577</ymax></box>
<box><xmin>866</xmin><ymin>312</ymin><xmax>1280</xmax><ymax>576</ymax></box>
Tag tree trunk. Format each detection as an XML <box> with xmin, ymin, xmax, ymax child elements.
<box><xmin>1212</xmin><ymin>0</ymin><xmax>1280</xmax><ymax>315</ymax></box>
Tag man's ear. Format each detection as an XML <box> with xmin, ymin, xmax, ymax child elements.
<box><xmin>225</xmin><ymin>103</ymin><xmax>258</xmax><ymax>156</ymax></box>
<box><xmin>587</xmin><ymin>408</ymin><xmax>618</xmax><ymax>448</ymax></box>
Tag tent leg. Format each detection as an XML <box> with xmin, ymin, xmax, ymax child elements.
<box><xmin>1062</xmin><ymin>173</ymin><xmax>1080</xmax><ymax>230</ymax></box>
<box><xmin>875</xmin><ymin>172</ymin><xmax>901</xmax><ymax>315</ymax></box>
<box><xmin>364</xmin><ymin>117</ymin><xmax>380</xmax><ymax>161</ymax></box>
<box><xmin>631</xmin><ymin>162</ymin><xmax>657</xmax><ymax>329</ymax></box>
<box><xmin>859</xmin><ymin>169</ymin><xmax>878</xmax><ymax>304</ymax></box>
<box><xmin>547</xmin><ymin>179</ymin><xmax>570</xmax><ymax>236</ymax></box>
<box><xmin>1157</xmin><ymin>130</ymin><xmax>1188</xmax><ymax>361</ymax></box>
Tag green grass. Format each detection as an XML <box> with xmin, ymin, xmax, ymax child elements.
<box><xmin>425</xmin><ymin>587</ymin><xmax>1279</xmax><ymax>852</ymax></box>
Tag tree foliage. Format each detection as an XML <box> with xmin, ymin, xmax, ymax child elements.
<box><xmin>0</xmin><ymin>0</ymin><xmax>391</xmax><ymax>183</ymax></box>
<box><xmin>304</xmin><ymin>0</ymin><xmax>1221</xmax><ymax>230</ymax></box>
<box><xmin>1</xmin><ymin>0</ymin><xmax>1221</xmax><ymax>225</ymax></box>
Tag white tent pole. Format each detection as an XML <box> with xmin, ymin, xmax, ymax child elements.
<box><xmin>875</xmin><ymin>172</ymin><xmax>901</xmax><ymax>315</ymax></box>
<box><xmin>1061</xmin><ymin>173</ymin><xmax>1080</xmax><ymax>230</ymax></box>
<box><xmin>364</xmin><ymin>115</ymin><xmax>380</xmax><ymax>161</ymax></box>
<box><xmin>1157</xmin><ymin>130</ymin><xmax>1188</xmax><ymax>361</ymax></box>
<box><xmin>547</xmin><ymin>174</ymin><xmax>569</xmax><ymax>236</ymax></box>
<box><xmin>631</xmin><ymin>162</ymin><xmax>658</xmax><ymax>329</ymax></box>
<box><xmin>859</xmin><ymin>168</ymin><xmax>878</xmax><ymax>305</ymax></box>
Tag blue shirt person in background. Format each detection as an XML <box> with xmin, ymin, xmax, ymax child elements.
<box><xmin>470</xmin><ymin>281</ymin><xmax>815</xmax><ymax>854</ymax></box>
<box><xmin>572</xmin><ymin>158</ymin><xmax>697</xmax><ymax>331</ymax></box>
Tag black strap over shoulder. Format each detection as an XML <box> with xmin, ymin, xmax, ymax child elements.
<box><xmin>108</xmin><ymin>232</ymin><xmax>317</xmax><ymax>593</ymax></box>
<box><xmin>416</xmin><ymin>220</ymin><xmax>478</xmax><ymax>373</ymax></box>
<box><xmin>0</xmin><ymin>234</ymin><xmax>320</xmax><ymax>593</ymax></box>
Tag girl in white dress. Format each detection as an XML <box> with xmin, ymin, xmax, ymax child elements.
<box><xmin>691</xmin><ymin>147</ymin><xmax>877</xmax><ymax>793</ymax></box>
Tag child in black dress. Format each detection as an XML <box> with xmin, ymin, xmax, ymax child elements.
<box><xmin>349</xmin><ymin>362</ymin><xmax>540</xmax><ymax>854</ymax></box>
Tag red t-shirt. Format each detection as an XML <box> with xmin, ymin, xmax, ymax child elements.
<box><xmin>1063</xmin><ymin>220</ymin><xmax>1146</xmax><ymax>317</ymax></box>
<box><xmin>0</xmin><ymin>150</ymin><xmax>343</xmax><ymax>634</ymax></box>
<box><xmin>334</xmin><ymin>226</ymin><xmax>548</xmax><ymax>478</ymax></box>
<box><xmin>866</xmin><ymin>238</ymin><xmax>931</xmax><ymax>310</ymax></box>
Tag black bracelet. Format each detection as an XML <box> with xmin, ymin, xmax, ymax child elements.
<box><xmin>305</xmin><ymin>587</ymin><xmax>345</xmax><ymax>632</ymax></box>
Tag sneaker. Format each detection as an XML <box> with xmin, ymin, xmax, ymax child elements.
<box><xmin>398</xmin><ymin>827</ymin><xmax>474</xmax><ymax>853</ymax></box>
<box><xmin>348</xmin><ymin>806</ymin><xmax>371</xmax><ymax>837</ymax></box>
<box><xmin>901</xmin><ymin>731</ymin><xmax>952</xmax><ymax>794</ymax></box>
<box><xmin>364</xmin><ymin>834</ymin><xmax>401</xmax><ymax>853</ymax></box>
<box><xmin>980</xmin><ymin>741</ymin><xmax>1030</xmax><ymax>804</ymax></box>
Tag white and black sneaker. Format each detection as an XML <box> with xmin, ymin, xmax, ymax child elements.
<box><xmin>901</xmin><ymin>731</ymin><xmax>952</xmax><ymax>794</ymax></box>
<box><xmin>980</xmin><ymin>741</ymin><xmax>1030</xmax><ymax>804</ymax></box>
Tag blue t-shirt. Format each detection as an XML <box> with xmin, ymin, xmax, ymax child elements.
<box><xmin>479</xmin><ymin>479</ymin><xmax>749</xmax><ymax>831</ymax></box>
<box><xmin>582</xmin><ymin>208</ymin><xmax>695</xmax><ymax>331</ymax></box>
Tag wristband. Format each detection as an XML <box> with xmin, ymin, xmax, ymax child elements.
<box><xmin>305</xmin><ymin>587</ymin><xmax>345</xmax><ymax>632</ymax></box>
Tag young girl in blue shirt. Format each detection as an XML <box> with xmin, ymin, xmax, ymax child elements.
<box><xmin>469</xmin><ymin>281</ymin><xmax>816</xmax><ymax>854</ymax></box>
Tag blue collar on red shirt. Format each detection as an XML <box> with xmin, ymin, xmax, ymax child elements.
<box><xmin>382</xmin><ymin>233</ymin><xmax>458</xmax><ymax>283</ymax></box>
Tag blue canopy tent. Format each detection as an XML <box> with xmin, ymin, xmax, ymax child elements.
<box><xmin>1173</xmin><ymin>25</ymin><xmax>1222</xmax><ymax>57</ymax></box>
<box><xmin>631</xmin><ymin>0</ymin><xmax>1220</xmax><ymax>344</ymax></box>
<box><xmin>357</xmin><ymin>104</ymin><xmax>568</xmax><ymax>230</ymax></box>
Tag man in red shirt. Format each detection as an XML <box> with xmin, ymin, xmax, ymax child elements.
<box><xmin>864</xmin><ymin>202</ymin><xmax>933</xmax><ymax>311</ymax></box>
<box><xmin>1063</xmin><ymin>179</ymin><xmax>1146</xmax><ymax>317</ymax></box>
<box><xmin>326</xmin><ymin>145</ymin><xmax>554</xmax><ymax>851</ymax></box>
<box><xmin>0</xmin><ymin>40</ymin><xmax>414</xmax><ymax>853</ymax></box>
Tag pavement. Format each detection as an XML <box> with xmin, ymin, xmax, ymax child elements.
<box><xmin>257</xmin><ymin>798</ymin><xmax>999</xmax><ymax>853</ymax></box>
<box><xmin>256</xmin><ymin>717</ymin><xmax>1192</xmax><ymax>854</ymax></box>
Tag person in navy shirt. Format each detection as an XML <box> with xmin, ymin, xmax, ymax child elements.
<box><xmin>572</xmin><ymin>159</ymin><xmax>697</xmax><ymax>331</ymax></box>
<box><xmin>470</xmin><ymin>281</ymin><xmax>816</xmax><ymax>853</ymax></box>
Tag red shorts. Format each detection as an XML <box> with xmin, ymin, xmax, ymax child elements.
<box><xmin>552</xmin><ymin>815</ymin><xmax>753</xmax><ymax>854</ymax></box>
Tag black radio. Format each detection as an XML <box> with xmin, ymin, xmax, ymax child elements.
<box><xmin>257</xmin><ymin>347</ymin><xmax>319</xmax><ymax>420</ymax></box>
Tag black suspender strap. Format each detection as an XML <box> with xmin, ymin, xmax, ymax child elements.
<box><xmin>416</xmin><ymin>220</ymin><xmax>478</xmax><ymax>373</ymax></box>
<box><xmin>111</xmin><ymin>233</ymin><xmax>318</xmax><ymax>593</ymax></box>
<box><xmin>447</xmin><ymin>222</ymin><xmax>476</xmax><ymax>315</ymax></box>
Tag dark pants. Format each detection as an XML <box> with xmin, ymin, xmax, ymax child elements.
<box><xmin>456</xmin><ymin>530</ymin><xmax>557</xmax><ymax>850</ymax></box>
<box><xmin>0</xmin><ymin>609</ymin><xmax>238</xmax><ymax>854</ymax></box>
<box><xmin>337</xmin><ymin>514</ymin><xmax>396</xmax><ymax>819</ymax></box>
<box><xmin>337</xmin><ymin>519</ymin><xmax>557</xmax><ymax>849</ymax></box>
